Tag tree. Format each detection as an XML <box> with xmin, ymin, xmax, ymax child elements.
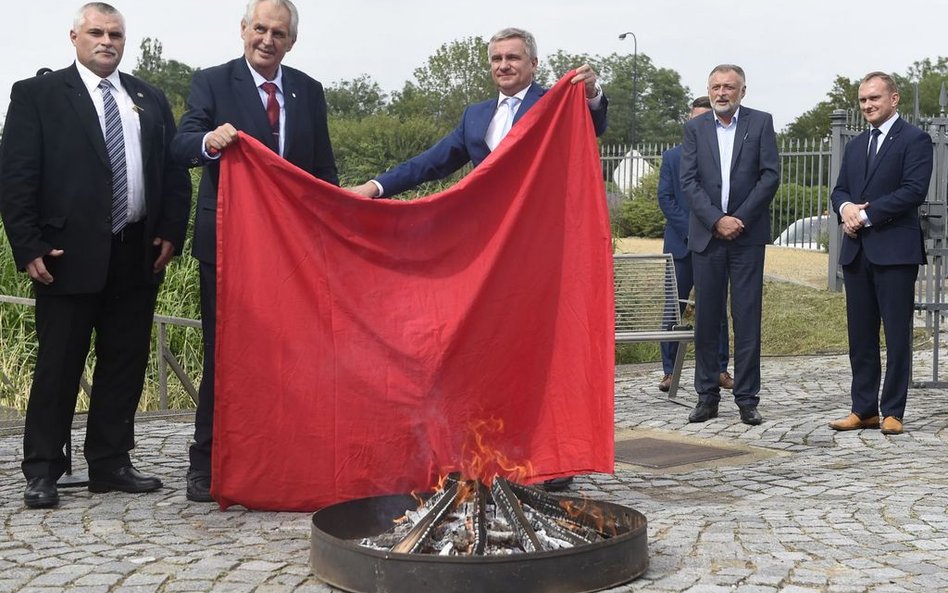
<box><xmin>783</xmin><ymin>76</ymin><xmax>859</xmax><ymax>140</ymax></box>
<box><xmin>388</xmin><ymin>36</ymin><xmax>494</xmax><ymax>128</ymax></box>
<box><xmin>546</xmin><ymin>51</ymin><xmax>691</xmax><ymax>146</ymax></box>
<box><xmin>132</xmin><ymin>38</ymin><xmax>197</xmax><ymax>120</ymax></box>
<box><xmin>325</xmin><ymin>74</ymin><xmax>387</xmax><ymax>119</ymax></box>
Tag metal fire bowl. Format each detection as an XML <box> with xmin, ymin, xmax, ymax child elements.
<box><xmin>310</xmin><ymin>493</ymin><xmax>648</xmax><ymax>593</ymax></box>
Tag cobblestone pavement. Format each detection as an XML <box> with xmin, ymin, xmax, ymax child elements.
<box><xmin>1</xmin><ymin>353</ymin><xmax>946</xmax><ymax>592</ymax></box>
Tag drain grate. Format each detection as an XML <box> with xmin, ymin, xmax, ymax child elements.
<box><xmin>615</xmin><ymin>437</ymin><xmax>744</xmax><ymax>468</ymax></box>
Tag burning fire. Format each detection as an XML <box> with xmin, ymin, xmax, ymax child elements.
<box><xmin>456</xmin><ymin>418</ymin><xmax>534</xmax><ymax>486</ymax></box>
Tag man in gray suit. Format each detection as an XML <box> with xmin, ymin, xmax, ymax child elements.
<box><xmin>680</xmin><ymin>64</ymin><xmax>780</xmax><ymax>425</ymax></box>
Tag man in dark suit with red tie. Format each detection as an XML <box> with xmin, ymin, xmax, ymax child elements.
<box><xmin>171</xmin><ymin>0</ymin><xmax>338</xmax><ymax>502</ymax></box>
<box><xmin>0</xmin><ymin>2</ymin><xmax>191</xmax><ymax>508</ymax></box>
<box><xmin>829</xmin><ymin>72</ymin><xmax>933</xmax><ymax>436</ymax></box>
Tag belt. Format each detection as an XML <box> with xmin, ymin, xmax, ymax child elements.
<box><xmin>112</xmin><ymin>220</ymin><xmax>146</xmax><ymax>244</ymax></box>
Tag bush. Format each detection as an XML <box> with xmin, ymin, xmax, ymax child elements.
<box><xmin>612</xmin><ymin>168</ymin><xmax>664</xmax><ymax>238</ymax></box>
<box><xmin>770</xmin><ymin>182</ymin><xmax>832</xmax><ymax>241</ymax></box>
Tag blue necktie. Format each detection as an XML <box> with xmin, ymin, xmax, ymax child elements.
<box><xmin>866</xmin><ymin>128</ymin><xmax>881</xmax><ymax>175</ymax></box>
<box><xmin>99</xmin><ymin>79</ymin><xmax>128</xmax><ymax>233</ymax></box>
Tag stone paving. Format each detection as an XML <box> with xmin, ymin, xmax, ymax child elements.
<box><xmin>1</xmin><ymin>353</ymin><xmax>946</xmax><ymax>593</ymax></box>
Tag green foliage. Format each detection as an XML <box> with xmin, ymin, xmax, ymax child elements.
<box><xmin>132</xmin><ymin>38</ymin><xmax>198</xmax><ymax>121</ymax></box>
<box><xmin>771</xmin><ymin>183</ymin><xmax>832</xmax><ymax>241</ymax></box>
<box><xmin>325</xmin><ymin>74</ymin><xmax>388</xmax><ymax>119</ymax></box>
<box><xmin>783</xmin><ymin>75</ymin><xmax>859</xmax><ymax>139</ymax></box>
<box><xmin>388</xmin><ymin>36</ymin><xmax>494</xmax><ymax>128</ymax></box>
<box><xmin>612</xmin><ymin>169</ymin><xmax>664</xmax><ymax>238</ymax></box>
<box><xmin>547</xmin><ymin>51</ymin><xmax>691</xmax><ymax>146</ymax></box>
<box><xmin>329</xmin><ymin>114</ymin><xmax>453</xmax><ymax>187</ymax></box>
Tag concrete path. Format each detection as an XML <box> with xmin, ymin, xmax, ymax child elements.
<box><xmin>1</xmin><ymin>352</ymin><xmax>946</xmax><ymax>592</ymax></box>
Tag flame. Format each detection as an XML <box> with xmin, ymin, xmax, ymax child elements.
<box><xmin>457</xmin><ymin>418</ymin><xmax>534</xmax><ymax>486</ymax></box>
<box><xmin>560</xmin><ymin>498</ymin><xmax>618</xmax><ymax>537</ymax></box>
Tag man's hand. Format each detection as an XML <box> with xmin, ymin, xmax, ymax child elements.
<box><xmin>152</xmin><ymin>237</ymin><xmax>175</xmax><ymax>273</ymax></box>
<box><xmin>841</xmin><ymin>202</ymin><xmax>868</xmax><ymax>237</ymax></box>
<box><xmin>713</xmin><ymin>215</ymin><xmax>745</xmax><ymax>240</ymax></box>
<box><xmin>204</xmin><ymin>123</ymin><xmax>239</xmax><ymax>155</ymax></box>
<box><xmin>26</xmin><ymin>249</ymin><xmax>64</xmax><ymax>285</ymax></box>
<box><xmin>349</xmin><ymin>182</ymin><xmax>380</xmax><ymax>199</ymax></box>
<box><xmin>570</xmin><ymin>64</ymin><xmax>600</xmax><ymax>99</ymax></box>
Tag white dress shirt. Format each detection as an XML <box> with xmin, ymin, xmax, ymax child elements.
<box><xmin>714</xmin><ymin>107</ymin><xmax>740</xmax><ymax>214</ymax></box>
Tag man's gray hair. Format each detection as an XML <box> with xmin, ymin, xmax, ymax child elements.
<box><xmin>488</xmin><ymin>28</ymin><xmax>538</xmax><ymax>60</ymax></box>
<box><xmin>243</xmin><ymin>0</ymin><xmax>299</xmax><ymax>41</ymax></box>
<box><xmin>709</xmin><ymin>64</ymin><xmax>746</xmax><ymax>86</ymax></box>
<box><xmin>73</xmin><ymin>2</ymin><xmax>124</xmax><ymax>31</ymax></box>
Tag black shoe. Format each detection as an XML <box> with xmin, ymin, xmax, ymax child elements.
<box><xmin>688</xmin><ymin>402</ymin><xmax>719</xmax><ymax>423</ymax></box>
<box><xmin>186</xmin><ymin>468</ymin><xmax>214</xmax><ymax>502</ymax></box>
<box><xmin>738</xmin><ymin>405</ymin><xmax>763</xmax><ymax>426</ymax></box>
<box><xmin>88</xmin><ymin>465</ymin><xmax>163</xmax><ymax>493</ymax></box>
<box><xmin>542</xmin><ymin>477</ymin><xmax>573</xmax><ymax>492</ymax></box>
<box><xmin>24</xmin><ymin>477</ymin><xmax>59</xmax><ymax>509</ymax></box>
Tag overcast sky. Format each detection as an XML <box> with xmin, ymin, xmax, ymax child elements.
<box><xmin>4</xmin><ymin>0</ymin><xmax>948</xmax><ymax>132</ymax></box>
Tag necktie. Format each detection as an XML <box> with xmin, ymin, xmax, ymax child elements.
<box><xmin>99</xmin><ymin>80</ymin><xmax>128</xmax><ymax>234</ymax></box>
<box><xmin>866</xmin><ymin>128</ymin><xmax>882</xmax><ymax>174</ymax></box>
<box><xmin>261</xmin><ymin>82</ymin><xmax>280</xmax><ymax>138</ymax></box>
<box><xmin>486</xmin><ymin>97</ymin><xmax>521</xmax><ymax>151</ymax></box>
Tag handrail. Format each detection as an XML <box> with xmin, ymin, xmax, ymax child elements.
<box><xmin>0</xmin><ymin>294</ymin><xmax>200</xmax><ymax>410</ymax></box>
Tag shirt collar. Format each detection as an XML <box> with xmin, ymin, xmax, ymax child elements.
<box><xmin>714</xmin><ymin>106</ymin><xmax>741</xmax><ymax>128</ymax></box>
<box><xmin>496</xmin><ymin>84</ymin><xmax>531</xmax><ymax>107</ymax></box>
<box><xmin>245</xmin><ymin>59</ymin><xmax>284</xmax><ymax>92</ymax></box>
<box><xmin>75</xmin><ymin>60</ymin><xmax>122</xmax><ymax>94</ymax></box>
<box><xmin>875</xmin><ymin>112</ymin><xmax>900</xmax><ymax>136</ymax></box>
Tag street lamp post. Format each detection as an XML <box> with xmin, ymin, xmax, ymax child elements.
<box><xmin>618</xmin><ymin>31</ymin><xmax>637</xmax><ymax>148</ymax></box>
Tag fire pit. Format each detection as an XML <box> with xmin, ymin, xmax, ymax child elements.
<box><xmin>310</xmin><ymin>476</ymin><xmax>648</xmax><ymax>593</ymax></box>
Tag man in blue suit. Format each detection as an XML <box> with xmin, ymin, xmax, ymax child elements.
<box><xmin>680</xmin><ymin>64</ymin><xmax>779</xmax><ymax>425</ymax></box>
<box><xmin>657</xmin><ymin>96</ymin><xmax>731</xmax><ymax>394</ymax></box>
<box><xmin>171</xmin><ymin>0</ymin><xmax>338</xmax><ymax>502</ymax></box>
<box><xmin>350</xmin><ymin>27</ymin><xmax>607</xmax><ymax>198</ymax></box>
<box><xmin>829</xmin><ymin>72</ymin><xmax>933</xmax><ymax>436</ymax></box>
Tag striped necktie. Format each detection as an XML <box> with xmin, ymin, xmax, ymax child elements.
<box><xmin>99</xmin><ymin>79</ymin><xmax>128</xmax><ymax>233</ymax></box>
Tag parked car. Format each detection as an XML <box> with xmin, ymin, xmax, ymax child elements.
<box><xmin>773</xmin><ymin>214</ymin><xmax>830</xmax><ymax>251</ymax></box>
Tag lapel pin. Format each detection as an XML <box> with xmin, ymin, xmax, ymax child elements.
<box><xmin>136</xmin><ymin>92</ymin><xmax>144</xmax><ymax>98</ymax></box>
<box><xmin>292</xmin><ymin>92</ymin><xmax>297</xmax><ymax>98</ymax></box>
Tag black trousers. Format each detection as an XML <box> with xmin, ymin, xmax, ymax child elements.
<box><xmin>189</xmin><ymin>260</ymin><xmax>216</xmax><ymax>473</ymax></box>
<box><xmin>22</xmin><ymin>223</ymin><xmax>158</xmax><ymax>480</ymax></box>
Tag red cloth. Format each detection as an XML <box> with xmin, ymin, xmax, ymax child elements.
<box><xmin>213</xmin><ymin>73</ymin><xmax>615</xmax><ymax>511</ymax></box>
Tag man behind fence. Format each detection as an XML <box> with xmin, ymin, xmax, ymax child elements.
<box><xmin>829</xmin><ymin>71</ymin><xmax>933</xmax><ymax>436</ymax></box>
<box><xmin>680</xmin><ymin>64</ymin><xmax>779</xmax><ymax>426</ymax></box>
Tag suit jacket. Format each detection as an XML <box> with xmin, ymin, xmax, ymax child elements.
<box><xmin>376</xmin><ymin>81</ymin><xmax>608</xmax><ymax>197</ymax></box>
<box><xmin>658</xmin><ymin>145</ymin><xmax>689</xmax><ymax>259</ymax></box>
<box><xmin>680</xmin><ymin>106</ymin><xmax>780</xmax><ymax>253</ymax></box>
<box><xmin>830</xmin><ymin>117</ymin><xmax>932</xmax><ymax>266</ymax></box>
<box><xmin>171</xmin><ymin>57</ymin><xmax>339</xmax><ymax>263</ymax></box>
<box><xmin>0</xmin><ymin>64</ymin><xmax>191</xmax><ymax>295</ymax></box>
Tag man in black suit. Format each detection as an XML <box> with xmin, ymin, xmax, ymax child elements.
<box><xmin>680</xmin><ymin>64</ymin><xmax>779</xmax><ymax>426</ymax></box>
<box><xmin>0</xmin><ymin>2</ymin><xmax>191</xmax><ymax>508</ymax></box>
<box><xmin>172</xmin><ymin>0</ymin><xmax>338</xmax><ymax>502</ymax></box>
<box><xmin>829</xmin><ymin>72</ymin><xmax>933</xmax><ymax>436</ymax></box>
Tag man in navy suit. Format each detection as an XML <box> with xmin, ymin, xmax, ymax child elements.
<box><xmin>349</xmin><ymin>27</ymin><xmax>607</xmax><ymax>198</ymax></box>
<box><xmin>0</xmin><ymin>2</ymin><xmax>191</xmax><ymax>508</ymax></box>
<box><xmin>829</xmin><ymin>72</ymin><xmax>932</xmax><ymax>436</ymax></box>
<box><xmin>657</xmin><ymin>96</ymin><xmax>731</xmax><ymax>394</ymax></box>
<box><xmin>171</xmin><ymin>0</ymin><xmax>338</xmax><ymax>502</ymax></box>
<box><xmin>680</xmin><ymin>64</ymin><xmax>779</xmax><ymax>426</ymax></box>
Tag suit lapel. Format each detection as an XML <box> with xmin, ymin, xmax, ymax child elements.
<box><xmin>281</xmin><ymin>68</ymin><xmax>299</xmax><ymax>158</ymax></box>
<box><xmin>702</xmin><ymin>115</ymin><xmax>721</xmax><ymax>173</ymax></box>
<box><xmin>120</xmin><ymin>73</ymin><xmax>156</xmax><ymax>168</ymax></box>
<box><xmin>63</xmin><ymin>65</ymin><xmax>110</xmax><ymax>169</ymax></box>
<box><xmin>861</xmin><ymin>118</ymin><xmax>903</xmax><ymax>192</ymax></box>
<box><xmin>730</xmin><ymin>110</ymin><xmax>751</xmax><ymax>173</ymax></box>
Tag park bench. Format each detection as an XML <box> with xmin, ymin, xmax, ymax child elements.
<box><xmin>613</xmin><ymin>253</ymin><xmax>694</xmax><ymax>399</ymax></box>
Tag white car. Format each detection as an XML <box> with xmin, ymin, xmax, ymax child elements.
<box><xmin>773</xmin><ymin>215</ymin><xmax>830</xmax><ymax>250</ymax></box>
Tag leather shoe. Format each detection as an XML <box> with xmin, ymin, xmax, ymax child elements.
<box><xmin>880</xmin><ymin>416</ymin><xmax>903</xmax><ymax>435</ymax></box>
<box><xmin>88</xmin><ymin>465</ymin><xmax>163</xmax><ymax>494</ymax></box>
<box><xmin>719</xmin><ymin>371</ymin><xmax>734</xmax><ymax>390</ymax></box>
<box><xmin>186</xmin><ymin>468</ymin><xmax>214</xmax><ymax>502</ymax></box>
<box><xmin>24</xmin><ymin>477</ymin><xmax>59</xmax><ymax>509</ymax></box>
<box><xmin>738</xmin><ymin>404</ymin><xmax>762</xmax><ymax>425</ymax></box>
<box><xmin>658</xmin><ymin>374</ymin><xmax>673</xmax><ymax>393</ymax></box>
<box><xmin>828</xmin><ymin>413</ymin><xmax>880</xmax><ymax>431</ymax></box>
<box><xmin>688</xmin><ymin>402</ymin><xmax>718</xmax><ymax>423</ymax></box>
<box><xmin>542</xmin><ymin>477</ymin><xmax>573</xmax><ymax>492</ymax></box>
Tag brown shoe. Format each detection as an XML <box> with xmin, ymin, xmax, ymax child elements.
<box><xmin>880</xmin><ymin>416</ymin><xmax>903</xmax><ymax>435</ymax></box>
<box><xmin>658</xmin><ymin>374</ymin><xmax>672</xmax><ymax>393</ymax></box>
<box><xmin>828</xmin><ymin>413</ymin><xmax>880</xmax><ymax>431</ymax></box>
<box><xmin>719</xmin><ymin>371</ymin><xmax>734</xmax><ymax>390</ymax></box>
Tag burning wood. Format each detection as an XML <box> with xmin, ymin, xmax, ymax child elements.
<box><xmin>359</xmin><ymin>477</ymin><xmax>612</xmax><ymax>556</ymax></box>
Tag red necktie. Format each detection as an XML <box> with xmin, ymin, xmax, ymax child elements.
<box><xmin>261</xmin><ymin>82</ymin><xmax>280</xmax><ymax>136</ymax></box>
